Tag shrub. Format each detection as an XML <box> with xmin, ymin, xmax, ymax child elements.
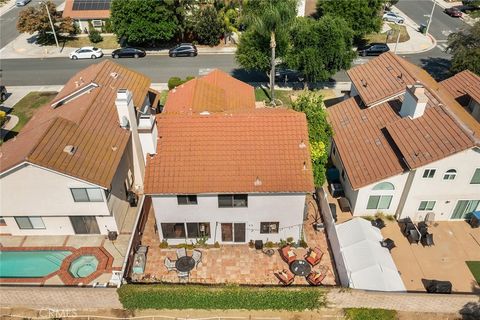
<box><xmin>168</xmin><ymin>76</ymin><xmax>195</xmax><ymax>90</ymax></box>
<box><xmin>248</xmin><ymin>240</ymin><xmax>254</xmax><ymax>248</ymax></box>
<box><xmin>0</xmin><ymin>111</ymin><xmax>6</xmax><ymax>127</ymax></box>
<box><xmin>298</xmin><ymin>239</ymin><xmax>308</xmax><ymax>248</ymax></box>
<box><xmin>159</xmin><ymin>240</ymin><xmax>168</xmax><ymax>248</ymax></box>
<box><xmin>214</xmin><ymin>241</ymin><xmax>220</xmax><ymax>248</ymax></box>
<box><xmin>344</xmin><ymin>308</ymin><xmax>397</xmax><ymax>320</ymax></box>
<box><xmin>265</xmin><ymin>241</ymin><xmax>275</xmax><ymax>248</ymax></box>
<box><xmin>104</xmin><ymin>19</ymin><xmax>113</xmax><ymax>33</ymax></box>
<box><xmin>118</xmin><ymin>284</ymin><xmax>325</xmax><ymax>310</ymax></box>
<box><xmin>89</xmin><ymin>30</ymin><xmax>103</xmax><ymax>43</ymax></box>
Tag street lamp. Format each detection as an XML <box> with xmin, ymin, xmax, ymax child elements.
<box><xmin>425</xmin><ymin>0</ymin><xmax>437</xmax><ymax>35</ymax></box>
<box><xmin>39</xmin><ymin>1</ymin><xmax>59</xmax><ymax>50</ymax></box>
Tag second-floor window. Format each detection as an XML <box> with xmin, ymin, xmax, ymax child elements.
<box><xmin>218</xmin><ymin>194</ymin><xmax>248</xmax><ymax>208</ymax></box>
<box><xmin>418</xmin><ymin>201</ymin><xmax>436</xmax><ymax>211</ymax></box>
<box><xmin>423</xmin><ymin>169</ymin><xmax>436</xmax><ymax>178</ymax></box>
<box><xmin>471</xmin><ymin>168</ymin><xmax>480</xmax><ymax>184</ymax></box>
<box><xmin>70</xmin><ymin>188</ymin><xmax>103</xmax><ymax>202</ymax></box>
<box><xmin>260</xmin><ymin>222</ymin><xmax>279</xmax><ymax>234</ymax></box>
<box><xmin>177</xmin><ymin>195</ymin><xmax>198</xmax><ymax>205</ymax></box>
<box><xmin>443</xmin><ymin>169</ymin><xmax>457</xmax><ymax>180</ymax></box>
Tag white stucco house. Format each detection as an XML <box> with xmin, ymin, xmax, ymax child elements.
<box><xmin>328</xmin><ymin>52</ymin><xmax>480</xmax><ymax>221</ymax></box>
<box><xmin>0</xmin><ymin>60</ymin><xmax>159</xmax><ymax>236</ymax></box>
<box><xmin>144</xmin><ymin>70</ymin><xmax>314</xmax><ymax>245</ymax></box>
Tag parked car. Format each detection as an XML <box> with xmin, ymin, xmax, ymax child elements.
<box><xmin>444</xmin><ymin>7</ymin><xmax>463</xmax><ymax>17</ymax></box>
<box><xmin>15</xmin><ymin>0</ymin><xmax>31</xmax><ymax>6</ymax></box>
<box><xmin>168</xmin><ymin>43</ymin><xmax>197</xmax><ymax>57</ymax></box>
<box><xmin>382</xmin><ymin>12</ymin><xmax>405</xmax><ymax>24</ymax></box>
<box><xmin>275</xmin><ymin>67</ymin><xmax>303</xmax><ymax>82</ymax></box>
<box><xmin>112</xmin><ymin>47</ymin><xmax>146</xmax><ymax>59</ymax></box>
<box><xmin>357</xmin><ymin>43</ymin><xmax>390</xmax><ymax>56</ymax></box>
<box><xmin>69</xmin><ymin>47</ymin><xmax>103</xmax><ymax>60</ymax></box>
<box><xmin>0</xmin><ymin>85</ymin><xmax>7</xmax><ymax>102</ymax></box>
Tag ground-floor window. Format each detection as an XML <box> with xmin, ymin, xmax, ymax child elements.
<box><xmin>15</xmin><ymin>217</ymin><xmax>45</xmax><ymax>229</ymax></box>
<box><xmin>418</xmin><ymin>201</ymin><xmax>436</xmax><ymax>211</ymax></box>
<box><xmin>187</xmin><ymin>222</ymin><xmax>210</xmax><ymax>238</ymax></box>
<box><xmin>69</xmin><ymin>216</ymin><xmax>100</xmax><ymax>234</ymax></box>
<box><xmin>161</xmin><ymin>222</ymin><xmax>211</xmax><ymax>239</ymax></box>
<box><xmin>161</xmin><ymin>223</ymin><xmax>186</xmax><ymax>239</ymax></box>
<box><xmin>260</xmin><ymin>222</ymin><xmax>279</xmax><ymax>234</ymax></box>
<box><xmin>451</xmin><ymin>200</ymin><xmax>480</xmax><ymax>219</ymax></box>
<box><xmin>367</xmin><ymin>195</ymin><xmax>393</xmax><ymax>210</ymax></box>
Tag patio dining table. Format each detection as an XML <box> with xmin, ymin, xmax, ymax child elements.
<box><xmin>175</xmin><ymin>256</ymin><xmax>195</xmax><ymax>272</ymax></box>
<box><xmin>289</xmin><ymin>260</ymin><xmax>311</xmax><ymax>276</ymax></box>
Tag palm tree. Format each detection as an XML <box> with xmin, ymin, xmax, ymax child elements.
<box><xmin>244</xmin><ymin>0</ymin><xmax>297</xmax><ymax>103</ymax></box>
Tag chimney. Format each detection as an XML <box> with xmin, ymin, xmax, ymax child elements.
<box><xmin>400</xmin><ymin>84</ymin><xmax>428</xmax><ymax>119</ymax></box>
<box><xmin>138</xmin><ymin>112</ymin><xmax>158</xmax><ymax>159</ymax></box>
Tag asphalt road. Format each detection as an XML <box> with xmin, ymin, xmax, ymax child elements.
<box><xmin>0</xmin><ymin>0</ymin><xmax>64</xmax><ymax>49</ymax></box>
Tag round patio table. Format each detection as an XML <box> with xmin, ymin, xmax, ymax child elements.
<box><xmin>175</xmin><ymin>256</ymin><xmax>195</xmax><ymax>272</ymax></box>
<box><xmin>289</xmin><ymin>260</ymin><xmax>311</xmax><ymax>276</ymax></box>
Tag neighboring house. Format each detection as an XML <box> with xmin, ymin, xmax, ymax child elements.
<box><xmin>62</xmin><ymin>0</ymin><xmax>111</xmax><ymax>31</ymax></box>
<box><xmin>0</xmin><ymin>60</ymin><xmax>158</xmax><ymax>236</ymax></box>
<box><xmin>440</xmin><ymin>70</ymin><xmax>480</xmax><ymax>122</ymax></box>
<box><xmin>328</xmin><ymin>52</ymin><xmax>480</xmax><ymax>221</ymax></box>
<box><xmin>144</xmin><ymin>70</ymin><xmax>314</xmax><ymax>245</ymax></box>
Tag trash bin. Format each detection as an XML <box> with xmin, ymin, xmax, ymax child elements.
<box><xmin>419</xmin><ymin>23</ymin><xmax>427</xmax><ymax>34</ymax></box>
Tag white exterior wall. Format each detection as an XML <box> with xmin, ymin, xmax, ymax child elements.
<box><xmin>151</xmin><ymin>193</ymin><xmax>307</xmax><ymax>244</ymax></box>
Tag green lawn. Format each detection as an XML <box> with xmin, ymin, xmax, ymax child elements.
<box><xmin>255</xmin><ymin>88</ymin><xmax>337</xmax><ymax>108</ymax></box>
<box><xmin>344</xmin><ymin>308</ymin><xmax>397</xmax><ymax>320</ymax></box>
<box><xmin>466</xmin><ymin>261</ymin><xmax>480</xmax><ymax>285</ymax></box>
<box><xmin>118</xmin><ymin>284</ymin><xmax>325</xmax><ymax>310</ymax></box>
<box><xmin>365</xmin><ymin>23</ymin><xmax>410</xmax><ymax>44</ymax></box>
<box><xmin>62</xmin><ymin>35</ymin><xmax>119</xmax><ymax>49</ymax></box>
<box><xmin>2</xmin><ymin>91</ymin><xmax>57</xmax><ymax>143</ymax></box>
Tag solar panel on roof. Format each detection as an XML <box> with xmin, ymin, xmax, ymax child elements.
<box><xmin>72</xmin><ymin>0</ymin><xmax>111</xmax><ymax>11</ymax></box>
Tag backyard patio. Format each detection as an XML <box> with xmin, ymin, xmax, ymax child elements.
<box><xmin>381</xmin><ymin>220</ymin><xmax>480</xmax><ymax>293</ymax></box>
<box><xmin>135</xmin><ymin>196</ymin><xmax>336</xmax><ymax>286</ymax></box>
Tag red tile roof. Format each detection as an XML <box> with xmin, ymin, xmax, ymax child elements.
<box><xmin>0</xmin><ymin>60</ymin><xmax>151</xmax><ymax>188</ymax></box>
<box><xmin>144</xmin><ymin>109</ymin><xmax>314</xmax><ymax>194</ymax></box>
<box><xmin>62</xmin><ymin>0</ymin><xmax>110</xmax><ymax>20</ymax></box>
<box><xmin>440</xmin><ymin>70</ymin><xmax>480</xmax><ymax>104</ymax></box>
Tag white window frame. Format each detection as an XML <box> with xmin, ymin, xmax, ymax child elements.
<box><xmin>418</xmin><ymin>200</ymin><xmax>436</xmax><ymax>211</ymax></box>
<box><xmin>443</xmin><ymin>169</ymin><xmax>457</xmax><ymax>180</ymax></box>
<box><xmin>367</xmin><ymin>195</ymin><xmax>393</xmax><ymax>210</ymax></box>
<box><xmin>260</xmin><ymin>222</ymin><xmax>279</xmax><ymax>234</ymax></box>
<box><xmin>70</xmin><ymin>188</ymin><xmax>104</xmax><ymax>202</ymax></box>
<box><xmin>422</xmin><ymin>168</ymin><xmax>436</xmax><ymax>179</ymax></box>
<box><xmin>15</xmin><ymin>217</ymin><xmax>46</xmax><ymax>230</ymax></box>
<box><xmin>470</xmin><ymin>168</ymin><xmax>480</xmax><ymax>184</ymax></box>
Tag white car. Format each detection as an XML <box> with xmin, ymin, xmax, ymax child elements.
<box><xmin>69</xmin><ymin>47</ymin><xmax>103</xmax><ymax>60</ymax></box>
<box><xmin>15</xmin><ymin>0</ymin><xmax>31</xmax><ymax>6</ymax></box>
<box><xmin>382</xmin><ymin>12</ymin><xmax>405</xmax><ymax>24</ymax></box>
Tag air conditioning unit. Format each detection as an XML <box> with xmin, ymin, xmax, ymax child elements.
<box><xmin>92</xmin><ymin>20</ymin><xmax>103</xmax><ymax>27</ymax></box>
<box><xmin>108</xmin><ymin>231</ymin><xmax>118</xmax><ymax>241</ymax></box>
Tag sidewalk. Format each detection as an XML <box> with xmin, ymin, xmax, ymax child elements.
<box><xmin>0</xmin><ymin>0</ymin><xmax>16</xmax><ymax>16</ymax></box>
<box><xmin>388</xmin><ymin>6</ymin><xmax>436</xmax><ymax>54</ymax></box>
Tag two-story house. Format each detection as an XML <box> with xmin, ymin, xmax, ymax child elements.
<box><xmin>328</xmin><ymin>52</ymin><xmax>480</xmax><ymax>221</ymax></box>
<box><xmin>0</xmin><ymin>60</ymin><xmax>158</xmax><ymax>236</ymax></box>
<box><xmin>144</xmin><ymin>70</ymin><xmax>314</xmax><ymax>245</ymax></box>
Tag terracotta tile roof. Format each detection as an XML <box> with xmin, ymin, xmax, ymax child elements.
<box><xmin>163</xmin><ymin>69</ymin><xmax>255</xmax><ymax>114</ymax></box>
<box><xmin>144</xmin><ymin>109</ymin><xmax>314</xmax><ymax>194</ymax></box>
<box><xmin>440</xmin><ymin>70</ymin><xmax>480</xmax><ymax>104</ymax></box>
<box><xmin>62</xmin><ymin>0</ymin><xmax>110</xmax><ymax>20</ymax></box>
<box><xmin>0</xmin><ymin>60</ymin><xmax>151</xmax><ymax>188</ymax></box>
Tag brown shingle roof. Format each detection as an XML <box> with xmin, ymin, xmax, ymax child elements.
<box><xmin>0</xmin><ymin>60</ymin><xmax>151</xmax><ymax>188</ymax></box>
<box><xmin>163</xmin><ymin>69</ymin><xmax>255</xmax><ymax>114</ymax></box>
<box><xmin>144</xmin><ymin>109</ymin><xmax>314</xmax><ymax>194</ymax></box>
<box><xmin>440</xmin><ymin>70</ymin><xmax>480</xmax><ymax>104</ymax></box>
<box><xmin>62</xmin><ymin>0</ymin><xmax>110</xmax><ymax>20</ymax></box>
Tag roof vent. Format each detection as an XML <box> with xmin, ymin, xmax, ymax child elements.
<box><xmin>111</xmin><ymin>146</ymin><xmax>118</xmax><ymax>152</ymax></box>
<box><xmin>200</xmin><ymin>111</ymin><xmax>210</xmax><ymax>116</ymax></box>
<box><xmin>74</xmin><ymin>81</ymin><xmax>80</xmax><ymax>88</ymax></box>
<box><xmin>110</xmin><ymin>72</ymin><xmax>119</xmax><ymax>79</ymax></box>
<box><xmin>254</xmin><ymin>177</ymin><xmax>262</xmax><ymax>186</ymax></box>
<box><xmin>303</xmin><ymin>161</ymin><xmax>307</xmax><ymax>171</ymax></box>
<box><xmin>79</xmin><ymin>77</ymin><xmax>84</xmax><ymax>85</ymax></box>
<box><xmin>299</xmin><ymin>140</ymin><xmax>306</xmax><ymax>149</ymax></box>
<box><xmin>361</xmin><ymin>79</ymin><xmax>368</xmax><ymax>87</ymax></box>
<box><xmin>63</xmin><ymin>145</ymin><xmax>77</xmax><ymax>155</ymax></box>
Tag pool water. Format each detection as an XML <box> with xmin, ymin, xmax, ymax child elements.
<box><xmin>0</xmin><ymin>250</ymin><xmax>72</xmax><ymax>278</ymax></box>
<box><xmin>68</xmin><ymin>255</ymin><xmax>99</xmax><ymax>278</ymax></box>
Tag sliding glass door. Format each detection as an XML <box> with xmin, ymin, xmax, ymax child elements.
<box><xmin>221</xmin><ymin>223</ymin><xmax>246</xmax><ymax>243</ymax></box>
<box><xmin>451</xmin><ymin>200</ymin><xmax>480</xmax><ymax>219</ymax></box>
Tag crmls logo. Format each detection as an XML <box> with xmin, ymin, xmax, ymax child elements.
<box><xmin>39</xmin><ymin>308</ymin><xmax>78</xmax><ymax>318</ymax></box>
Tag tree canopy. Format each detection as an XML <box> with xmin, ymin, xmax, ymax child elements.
<box><xmin>285</xmin><ymin>16</ymin><xmax>356</xmax><ymax>82</ymax></box>
<box><xmin>110</xmin><ymin>0</ymin><xmax>178</xmax><ymax>45</ymax></box>
<box><xmin>316</xmin><ymin>0</ymin><xmax>386</xmax><ymax>37</ymax></box>
<box><xmin>194</xmin><ymin>6</ymin><xmax>225</xmax><ymax>46</ymax></box>
<box><xmin>447</xmin><ymin>21</ymin><xmax>480</xmax><ymax>75</ymax></box>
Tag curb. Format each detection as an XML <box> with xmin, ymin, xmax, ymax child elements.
<box><xmin>396</xmin><ymin>33</ymin><xmax>437</xmax><ymax>55</ymax></box>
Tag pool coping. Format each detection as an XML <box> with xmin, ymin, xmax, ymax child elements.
<box><xmin>0</xmin><ymin>246</ymin><xmax>114</xmax><ymax>285</ymax></box>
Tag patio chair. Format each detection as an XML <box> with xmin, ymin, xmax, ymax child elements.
<box><xmin>421</xmin><ymin>233</ymin><xmax>434</xmax><ymax>247</ymax></box>
<box><xmin>407</xmin><ymin>229</ymin><xmax>421</xmax><ymax>244</ymax></box>
<box><xmin>306</xmin><ymin>271</ymin><xmax>326</xmax><ymax>286</ymax></box>
<box><xmin>176</xmin><ymin>247</ymin><xmax>187</xmax><ymax>259</ymax></box>
<box><xmin>274</xmin><ymin>269</ymin><xmax>294</xmax><ymax>286</ymax></box>
<box><xmin>164</xmin><ymin>257</ymin><xmax>176</xmax><ymax>272</ymax></box>
<box><xmin>305</xmin><ymin>247</ymin><xmax>324</xmax><ymax>266</ymax></box>
<box><xmin>279</xmin><ymin>245</ymin><xmax>297</xmax><ymax>264</ymax></box>
<box><xmin>177</xmin><ymin>271</ymin><xmax>189</xmax><ymax>279</ymax></box>
<box><xmin>192</xmin><ymin>249</ymin><xmax>202</xmax><ymax>266</ymax></box>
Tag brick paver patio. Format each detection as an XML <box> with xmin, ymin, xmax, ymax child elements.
<box><xmin>137</xmin><ymin>196</ymin><xmax>336</xmax><ymax>286</ymax></box>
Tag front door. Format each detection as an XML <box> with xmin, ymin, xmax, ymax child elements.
<box><xmin>451</xmin><ymin>200</ymin><xmax>480</xmax><ymax>219</ymax></box>
<box><xmin>220</xmin><ymin>223</ymin><xmax>246</xmax><ymax>243</ymax></box>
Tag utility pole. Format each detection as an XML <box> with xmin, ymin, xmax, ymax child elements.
<box><xmin>40</xmin><ymin>1</ymin><xmax>59</xmax><ymax>50</ymax></box>
<box><xmin>425</xmin><ymin>0</ymin><xmax>436</xmax><ymax>35</ymax></box>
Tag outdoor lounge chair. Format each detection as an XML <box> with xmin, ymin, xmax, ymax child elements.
<box><xmin>306</xmin><ymin>271</ymin><xmax>326</xmax><ymax>286</ymax></box>
<box><xmin>164</xmin><ymin>257</ymin><xmax>176</xmax><ymax>272</ymax></box>
<box><xmin>407</xmin><ymin>229</ymin><xmax>421</xmax><ymax>244</ymax></box>
<box><xmin>421</xmin><ymin>233</ymin><xmax>434</xmax><ymax>246</ymax></box>
<box><xmin>176</xmin><ymin>247</ymin><xmax>187</xmax><ymax>259</ymax></box>
<box><xmin>305</xmin><ymin>247</ymin><xmax>324</xmax><ymax>266</ymax></box>
<box><xmin>274</xmin><ymin>269</ymin><xmax>294</xmax><ymax>286</ymax></box>
<box><xmin>279</xmin><ymin>245</ymin><xmax>297</xmax><ymax>264</ymax></box>
<box><xmin>192</xmin><ymin>249</ymin><xmax>202</xmax><ymax>266</ymax></box>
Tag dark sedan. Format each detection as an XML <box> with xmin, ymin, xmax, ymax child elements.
<box><xmin>357</xmin><ymin>43</ymin><xmax>390</xmax><ymax>56</ymax></box>
<box><xmin>168</xmin><ymin>43</ymin><xmax>197</xmax><ymax>57</ymax></box>
<box><xmin>111</xmin><ymin>47</ymin><xmax>146</xmax><ymax>59</ymax></box>
<box><xmin>444</xmin><ymin>7</ymin><xmax>462</xmax><ymax>17</ymax></box>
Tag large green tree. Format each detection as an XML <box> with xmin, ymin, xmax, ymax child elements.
<box><xmin>285</xmin><ymin>16</ymin><xmax>356</xmax><ymax>82</ymax></box>
<box><xmin>316</xmin><ymin>0</ymin><xmax>386</xmax><ymax>38</ymax></box>
<box><xmin>447</xmin><ymin>21</ymin><xmax>480</xmax><ymax>75</ymax></box>
<box><xmin>194</xmin><ymin>6</ymin><xmax>225</xmax><ymax>46</ymax></box>
<box><xmin>110</xmin><ymin>0</ymin><xmax>178</xmax><ymax>45</ymax></box>
<box><xmin>238</xmin><ymin>0</ymin><xmax>298</xmax><ymax>103</ymax></box>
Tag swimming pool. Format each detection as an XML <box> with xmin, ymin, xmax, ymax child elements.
<box><xmin>0</xmin><ymin>250</ymin><xmax>72</xmax><ymax>278</ymax></box>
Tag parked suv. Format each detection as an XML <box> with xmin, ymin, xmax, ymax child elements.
<box><xmin>382</xmin><ymin>12</ymin><xmax>405</xmax><ymax>24</ymax></box>
<box><xmin>168</xmin><ymin>43</ymin><xmax>197</xmax><ymax>57</ymax></box>
<box><xmin>357</xmin><ymin>43</ymin><xmax>390</xmax><ymax>56</ymax></box>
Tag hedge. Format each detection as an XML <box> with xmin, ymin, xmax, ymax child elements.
<box><xmin>344</xmin><ymin>308</ymin><xmax>397</xmax><ymax>320</ymax></box>
<box><xmin>118</xmin><ymin>284</ymin><xmax>325</xmax><ymax>310</ymax></box>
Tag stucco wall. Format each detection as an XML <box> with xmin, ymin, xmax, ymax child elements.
<box><xmin>151</xmin><ymin>193</ymin><xmax>307</xmax><ymax>244</ymax></box>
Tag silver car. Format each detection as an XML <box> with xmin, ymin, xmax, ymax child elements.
<box><xmin>16</xmin><ymin>0</ymin><xmax>31</xmax><ymax>6</ymax></box>
<box><xmin>382</xmin><ymin>12</ymin><xmax>405</xmax><ymax>24</ymax></box>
